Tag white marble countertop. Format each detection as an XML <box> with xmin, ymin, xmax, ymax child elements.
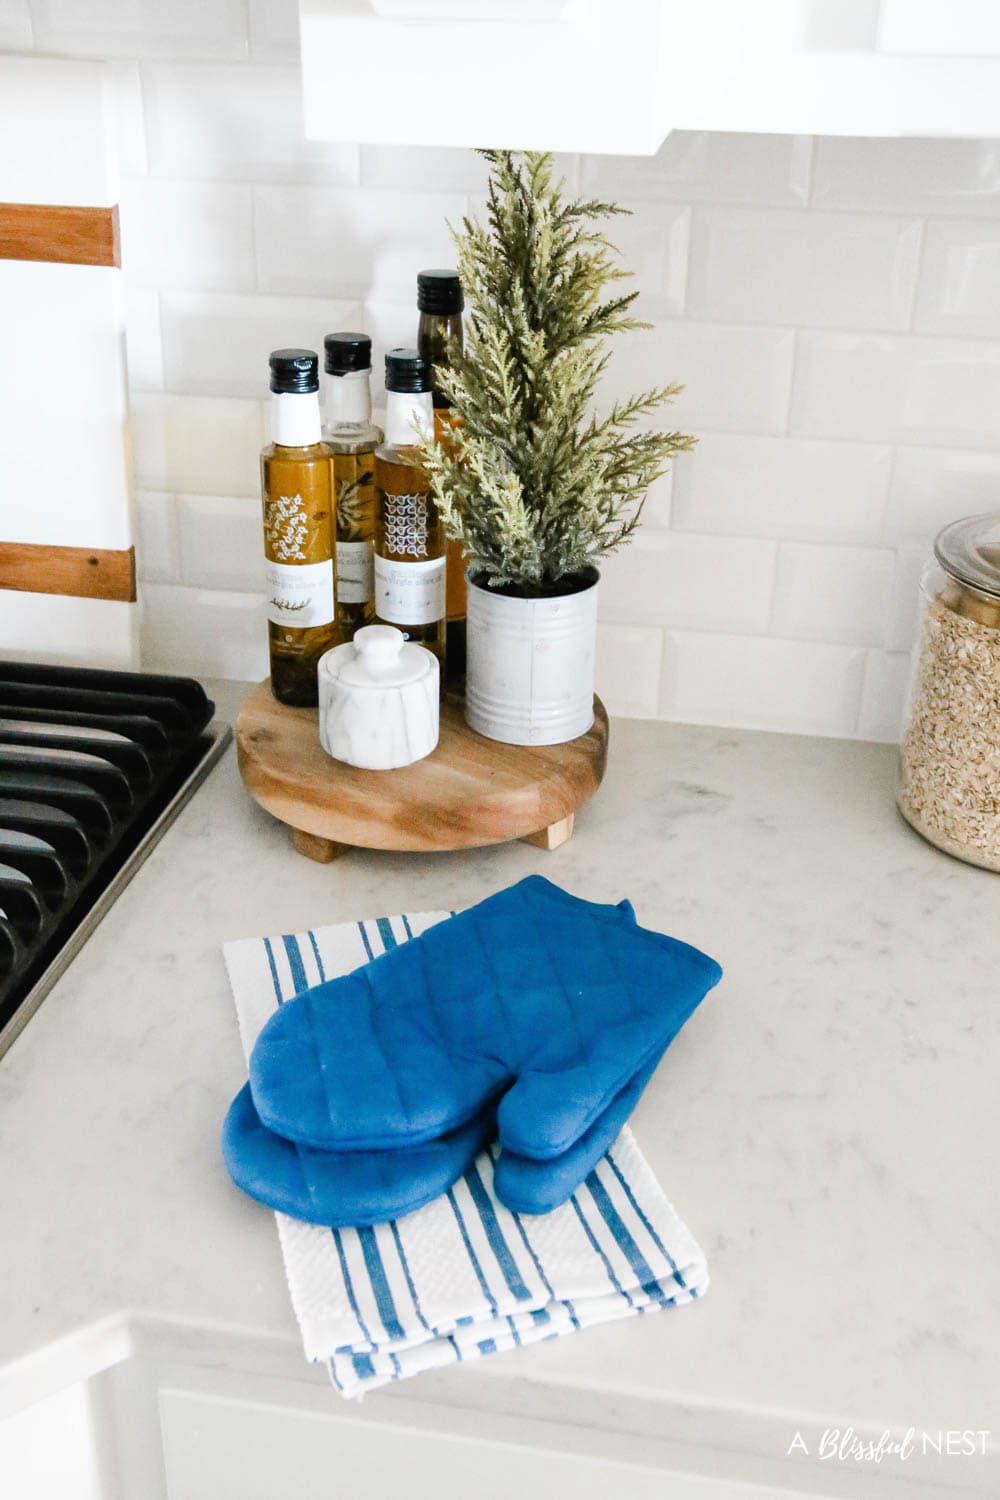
<box><xmin>1</xmin><ymin>683</ymin><xmax>997</xmax><ymax>1496</ymax></box>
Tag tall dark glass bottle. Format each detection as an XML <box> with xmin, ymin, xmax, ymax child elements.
<box><xmin>373</xmin><ymin>349</ymin><xmax>445</xmax><ymax>665</ymax></box>
<box><xmin>261</xmin><ymin>349</ymin><xmax>337</xmax><ymax>706</ymax></box>
<box><xmin>417</xmin><ymin>268</ymin><xmax>466</xmax><ymax>687</ymax></box>
<box><xmin>322</xmin><ymin>331</ymin><xmax>383</xmax><ymax>638</ymax></box>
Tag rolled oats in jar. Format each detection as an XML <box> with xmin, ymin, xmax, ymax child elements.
<box><xmin>898</xmin><ymin>513</ymin><xmax>1000</xmax><ymax>872</ymax></box>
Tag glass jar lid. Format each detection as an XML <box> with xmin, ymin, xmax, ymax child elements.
<box><xmin>934</xmin><ymin>512</ymin><xmax>1000</xmax><ymax>601</ymax></box>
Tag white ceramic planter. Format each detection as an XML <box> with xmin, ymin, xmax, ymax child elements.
<box><xmin>465</xmin><ymin>570</ymin><xmax>598</xmax><ymax>745</ymax></box>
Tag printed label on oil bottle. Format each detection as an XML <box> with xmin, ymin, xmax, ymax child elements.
<box><xmin>374</xmin><ymin>555</ymin><xmax>445</xmax><ymax>625</ymax></box>
<box><xmin>336</xmin><ymin>540</ymin><xmax>374</xmax><ymax>604</ymax></box>
<box><xmin>265</xmin><ymin>560</ymin><xmax>335</xmax><ymax>627</ymax></box>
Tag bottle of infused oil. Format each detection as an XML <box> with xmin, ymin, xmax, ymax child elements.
<box><xmin>373</xmin><ymin>348</ymin><xmax>446</xmax><ymax>665</ymax></box>
<box><xmin>322</xmin><ymin>331</ymin><xmax>383</xmax><ymax>638</ymax></box>
<box><xmin>261</xmin><ymin>348</ymin><xmax>337</xmax><ymax>706</ymax></box>
<box><xmin>416</xmin><ymin>268</ymin><xmax>466</xmax><ymax>686</ymax></box>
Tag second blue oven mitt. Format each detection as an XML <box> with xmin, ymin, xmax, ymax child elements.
<box><xmin>223</xmin><ymin>1047</ymin><xmax>661</xmax><ymax>1225</ymax></box>
<box><xmin>247</xmin><ymin>875</ymin><xmax>721</xmax><ymax>1163</ymax></box>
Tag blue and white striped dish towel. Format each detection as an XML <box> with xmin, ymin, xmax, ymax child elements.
<box><xmin>223</xmin><ymin>908</ymin><xmax>709</xmax><ymax>1399</ymax></box>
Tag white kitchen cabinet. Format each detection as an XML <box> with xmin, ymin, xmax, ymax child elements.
<box><xmin>300</xmin><ymin>0</ymin><xmax>1000</xmax><ymax>151</ymax></box>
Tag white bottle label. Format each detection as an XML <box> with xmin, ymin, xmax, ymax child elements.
<box><xmin>336</xmin><ymin>540</ymin><xmax>374</xmax><ymax>604</ymax></box>
<box><xmin>265</xmin><ymin>560</ymin><xmax>335</xmax><ymax>627</ymax></box>
<box><xmin>374</xmin><ymin>555</ymin><xmax>446</xmax><ymax>626</ymax></box>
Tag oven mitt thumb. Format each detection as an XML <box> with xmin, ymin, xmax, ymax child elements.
<box><xmin>248</xmin><ymin>874</ymin><xmax>721</xmax><ymax>1160</ymax></box>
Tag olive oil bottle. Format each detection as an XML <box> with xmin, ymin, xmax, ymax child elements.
<box><xmin>373</xmin><ymin>348</ymin><xmax>445</xmax><ymax>665</ymax></box>
<box><xmin>261</xmin><ymin>348</ymin><xmax>337</xmax><ymax>706</ymax></box>
<box><xmin>417</xmin><ymin>268</ymin><xmax>466</xmax><ymax>686</ymax></box>
<box><xmin>322</xmin><ymin>331</ymin><xmax>383</xmax><ymax>638</ymax></box>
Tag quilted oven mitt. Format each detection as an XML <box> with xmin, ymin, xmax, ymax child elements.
<box><xmin>248</xmin><ymin>875</ymin><xmax>722</xmax><ymax>1164</ymax></box>
<box><xmin>222</xmin><ymin>1048</ymin><xmax>659</xmax><ymax>1225</ymax></box>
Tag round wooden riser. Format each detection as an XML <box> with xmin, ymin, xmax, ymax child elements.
<box><xmin>236</xmin><ymin>681</ymin><xmax>609</xmax><ymax>862</ymax></box>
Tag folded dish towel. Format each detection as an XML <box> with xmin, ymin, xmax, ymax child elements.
<box><xmin>223</xmin><ymin>907</ymin><xmax>710</xmax><ymax>1399</ymax></box>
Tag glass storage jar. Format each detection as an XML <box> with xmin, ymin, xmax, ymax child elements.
<box><xmin>897</xmin><ymin>513</ymin><xmax>1000</xmax><ymax>872</ymax></box>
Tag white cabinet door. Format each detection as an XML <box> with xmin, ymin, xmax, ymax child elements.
<box><xmin>159</xmin><ymin>1385</ymin><xmax>808</xmax><ymax>1500</ymax></box>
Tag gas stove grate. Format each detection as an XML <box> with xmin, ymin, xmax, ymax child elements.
<box><xmin>0</xmin><ymin>661</ymin><xmax>230</xmax><ymax>1052</ymax></box>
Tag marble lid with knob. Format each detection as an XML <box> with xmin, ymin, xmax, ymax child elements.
<box><xmin>318</xmin><ymin>625</ymin><xmax>436</xmax><ymax>689</ymax></box>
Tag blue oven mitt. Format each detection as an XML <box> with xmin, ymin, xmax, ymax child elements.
<box><xmin>222</xmin><ymin>1083</ymin><xmax>494</xmax><ymax>1227</ymax></box>
<box><xmin>248</xmin><ymin>875</ymin><xmax>721</xmax><ymax>1161</ymax></box>
<box><xmin>223</xmin><ymin>1054</ymin><xmax>659</xmax><ymax>1225</ymax></box>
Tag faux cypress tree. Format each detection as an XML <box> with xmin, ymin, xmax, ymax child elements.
<box><xmin>419</xmin><ymin>149</ymin><xmax>695</xmax><ymax>594</ymax></box>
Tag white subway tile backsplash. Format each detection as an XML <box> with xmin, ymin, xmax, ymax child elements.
<box><xmin>791</xmin><ymin>332</ymin><xmax>1000</xmax><ymax>449</ymax></box>
<box><xmin>812</xmin><ymin>137</ymin><xmax>1000</xmax><ymax>216</ymax></box>
<box><xmin>178</xmin><ymin>494</ymin><xmax>263</xmax><ymax>591</ymax></box>
<box><xmin>120</xmin><ymin>178</ymin><xmax>255</xmax><ymax>292</ymax></box>
<box><xmin>662</xmin><ymin>631</ymin><xmax>866</xmax><ymax>737</ymax></box>
<box><xmin>254</xmin><ymin>186</ymin><xmax>465</xmax><ymax>299</ymax></box>
<box><xmin>30</xmin><ymin>0</ymin><xmax>249</xmax><ymax>60</ymax></box>
<box><xmin>160</xmin><ymin>291</ymin><xmax>362</xmax><ymax>397</ymax></box>
<box><xmin>857</xmin><ymin>650</ymin><xmax>912</xmax><ymax>743</ymax></box>
<box><xmin>134</xmin><ymin>490</ymin><xmax>179</xmax><ymax>583</ymax></box>
<box><xmin>0</xmin><ymin>594</ymin><xmax>138</xmax><ymax>671</ymax></box>
<box><xmin>595</xmin><ymin>625</ymin><xmax>664</xmax><ymax>720</ymax></box>
<box><xmin>886</xmin><ymin>547</ymin><xmax>928</xmax><ymax>653</ymax></box>
<box><xmin>131</xmin><ymin>393</ymin><xmax>264</xmax><ymax>496</ymax></box>
<box><xmin>687</xmin><ymin>207</ymin><xmax>922</xmax><ymax>331</ymax></box>
<box><xmin>248</xmin><ymin>0</ymin><xmax>299</xmax><ymax>62</ymax></box>
<box><xmin>771</xmin><ymin>543</ymin><xmax>894</xmax><ymax>646</ymax></box>
<box><xmin>914</xmin><ymin>219</ymin><xmax>1000</xmax><ymax>336</ymax></box>
<box><xmin>583</xmin><ymin>132</ymin><xmax>812</xmax><ymax>207</ymax></box>
<box><xmin>599</xmin><ymin>532</ymin><xmax>776</xmax><ymax>635</ymax></box>
<box><xmin>140</xmin><ymin>583</ymin><xmax>267</xmax><ymax>679</ymax></box>
<box><xmin>612</xmin><ymin>202</ymin><xmax>689</xmax><ymax>317</ymax></box>
<box><xmin>672</xmin><ymin>434</ymin><xmax>890</xmax><ymax>544</ymax></box>
<box><xmin>143</xmin><ymin>64</ymin><xmax>359</xmax><ymax>184</ymax></box>
<box><xmin>0</xmin><ymin>1</ymin><xmax>32</xmax><ymax>48</ymax></box>
<box><xmin>885</xmin><ymin>447</ymin><xmax>1000</xmax><ymax>545</ymax></box>
<box><xmin>602</xmin><ymin>322</ymin><xmax>795</xmax><ymax>436</ymax></box>
<box><xmin>124</xmin><ymin>286</ymin><xmax>163</xmax><ymax>391</ymax></box>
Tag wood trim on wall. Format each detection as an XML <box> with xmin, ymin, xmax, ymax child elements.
<box><xmin>0</xmin><ymin>542</ymin><xmax>136</xmax><ymax>603</ymax></box>
<box><xmin>0</xmin><ymin>201</ymin><xmax>120</xmax><ymax>268</ymax></box>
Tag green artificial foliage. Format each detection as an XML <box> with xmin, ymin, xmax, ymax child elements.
<box><xmin>418</xmin><ymin>149</ymin><xmax>696</xmax><ymax>592</ymax></box>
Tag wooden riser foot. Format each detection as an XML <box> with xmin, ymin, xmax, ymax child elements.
<box><xmin>293</xmin><ymin>828</ymin><xmax>350</xmax><ymax>863</ymax></box>
<box><xmin>521</xmin><ymin>814</ymin><xmax>574</xmax><ymax>852</ymax></box>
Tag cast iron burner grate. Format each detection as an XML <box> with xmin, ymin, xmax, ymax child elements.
<box><xmin>0</xmin><ymin>661</ymin><xmax>231</xmax><ymax>1056</ymax></box>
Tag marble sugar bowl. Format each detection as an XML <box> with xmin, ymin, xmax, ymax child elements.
<box><xmin>318</xmin><ymin>625</ymin><xmax>439</xmax><ymax>770</ymax></box>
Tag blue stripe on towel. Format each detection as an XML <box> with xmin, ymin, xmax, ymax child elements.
<box><xmin>282</xmin><ymin>934</ymin><xmax>308</xmax><ymax>995</ymax></box>
<box><xmin>606</xmin><ymin>1148</ymin><xmax>687</xmax><ymax>1290</ymax></box>
<box><xmin>331</xmin><ymin>1228</ymin><xmax>375</xmax><ymax>1348</ymax></box>
<box><xmin>464</xmin><ymin>1163</ymin><xmax>532</xmax><ymax>1302</ymax></box>
<box><xmin>308</xmin><ymin>930</ymin><xmax>326</xmax><ymax>983</ymax></box>
<box><xmin>569</xmin><ymin>1192</ymin><xmax>634</xmax><ymax>1308</ymax></box>
<box><xmin>447</xmin><ymin>1188</ymin><xmax>498</xmax><ymax>1313</ymax></box>
<box><xmin>376</xmin><ymin>916</ymin><xmax>397</xmax><ymax>951</ymax></box>
<box><xmin>585</xmin><ymin>1170</ymin><xmax>665</xmax><ymax>1301</ymax></box>
<box><xmin>263</xmin><ymin>937</ymin><xmax>282</xmax><ymax>1004</ymax></box>
<box><xmin>357</xmin><ymin>921</ymin><xmax>375</xmax><ymax>961</ymax></box>
<box><xmin>357</xmin><ymin>1227</ymin><xmax>406</xmax><ymax>1343</ymax></box>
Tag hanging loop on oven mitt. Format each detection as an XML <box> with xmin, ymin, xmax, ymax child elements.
<box><xmin>247</xmin><ymin>875</ymin><xmax>722</xmax><ymax>1161</ymax></box>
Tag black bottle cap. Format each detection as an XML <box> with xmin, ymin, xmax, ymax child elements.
<box><xmin>385</xmin><ymin>347</ymin><xmax>432</xmax><ymax>394</ymax></box>
<box><xmin>417</xmin><ymin>268</ymin><xmax>464</xmax><ymax>315</ymax></box>
<box><xmin>324</xmin><ymin>331</ymin><xmax>372</xmax><ymax>376</ymax></box>
<box><xmin>269</xmin><ymin>348</ymin><xmax>319</xmax><ymax>394</ymax></box>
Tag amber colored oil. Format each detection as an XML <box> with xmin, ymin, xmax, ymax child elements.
<box><xmin>261</xmin><ymin>442</ymin><xmax>339</xmax><ymax>706</ymax></box>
